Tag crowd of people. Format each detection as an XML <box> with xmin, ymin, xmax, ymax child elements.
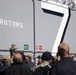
<box><xmin>0</xmin><ymin>42</ymin><xmax>76</xmax><ymax>75</ymax></box>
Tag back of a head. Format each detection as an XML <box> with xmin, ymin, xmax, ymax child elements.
<box><xmin>42</xmin><ymin>51</ymin><xmax>52</xmax><ymax>61</ymax></box>
<box><xmin>17</xmin><ymin>51</ymin><xmax>26</xmax><ymax>61</ymax></box>
<box><xmin>58</xmin><ymin>42</ymin><xmax>70</xmax><ymax>52</ymax></box>
<box><xmin>57</xmin><ymin>42</ymin><xmax>70</xmax><ymax>58</ymax></box>
<box><xmin>13</xmin><ymin>53</ymin><xmax>22</xmax><ymax>63</ymax></box>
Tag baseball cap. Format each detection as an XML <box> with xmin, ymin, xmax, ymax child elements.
<box><xmin>42</xmin><ymin>51</ymin><xmax>53</xmax><ymax>60</ymax></box>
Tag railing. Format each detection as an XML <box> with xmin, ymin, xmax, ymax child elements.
<box><xmin>0</xmin><ymin>49</ymin><xmax>76</xmax><ymax>56</ymax></box>
<box><xmin>0</xmin><ymin>49</ymin><xmax>76</xmax><ymax>65</ymax></box>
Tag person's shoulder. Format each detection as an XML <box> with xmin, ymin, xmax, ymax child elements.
<box><xmin>33</xmin><ymin>65</ymin><xmax>51</xmax><ymax>75</ymax></box>
<box><xmin>32</xmin><ymin>66</ymin><xmax>43</xmax><ymax>75</ymax></box>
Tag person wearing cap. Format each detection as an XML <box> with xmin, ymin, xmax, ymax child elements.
<box><xmin>37</xmin><ymin>54</ymin><xmax>42</xmax><ymax>65</ymax></box>
<box><xmin>32</xmin><ymin>51</ymin><xmax>53</xmax><ymax>75</ymax></box>
<box><xmin>49</xmin><ymin>42</ymin><xmax>76</xmax><ymax>75</ymax></box>
<box><xmin>31</xmin><ymin>54</ymin><xmax>43</xmax><ymax>72</ymax></box>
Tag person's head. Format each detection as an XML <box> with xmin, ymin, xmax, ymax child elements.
<box><xmin>42</xmin><ymin>51</ymin><xmax>53</xmax><ymax>64</ymax></box>
<box><xmin>13</xmin><ymin>53</ymin><xmax>23</xmax><ymax>63</ymax></box>
<box><xmin>37</xmin><ymin>54</ymin><xmax>42</xmax><ymax>65</ymax></box>
<box><xmin>11</xmin><ymin>44</ymin><xmax>16</xmax><ymax>48</ymax></box>
<box><xmin>57</xmin><ymin>42</ymin><xmax>70</xmax><ymax>58</ymax></box>
<box><xmin>2</xmin><ymin>56</ymin><xmax>9</xmax><ymax>65</ymax></box>
<box><xmin>52</xmin><ymin>55</ymin><xmax>58</xmax><ymax>63</ymax></box>
<box><xmin>16</xmin><ymin>51</ymin><xmax>26</xmax><ymax>62</ymax></box>
<box><xmin>25</xmin><ymin>54</ymin><xmax>32</xmax><ymax>62</ymax></box>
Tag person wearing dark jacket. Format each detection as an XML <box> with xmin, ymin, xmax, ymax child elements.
<box><xmin>21</xmin><ymin>53</ymin><xmax>32</xmax><ymax>74</ymax></box>
<box><xmin>0</xmin><ymin>56</ymin><xmax>10</xmax><ymax>75</ymax></box>
<box><xmin>32</xmin><ymin>51</ymin><xmax>53</xmax><ymax>75</ymax></box>
<box><xmin>4</xmin><ymin>53</ymin><xmax>31</xmax><ymax>75</ymax></box>
<box><xmin>25</xmin><ymin>54</ymin><xmax>35</xmax><ymax>69</ymax></box>
<box><xmin>49</xmin><ymin>42</ymin><xmax>76</xmax><ymax>75</ymax></box>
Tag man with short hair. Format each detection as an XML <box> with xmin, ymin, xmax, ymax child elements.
<box><xmin>25</xmin><ymin>54</ymin><xmax>35</xmax><ymax>69</ymax></box>
<box><xmin>4</xmin><ymin>53</ymin><xmax>31</xmax><ymax>75</ymax></box>
<box><xmin>49</xmin><ymin>42</ymin><xmax>76</xmax><ymax>75</ymax></box>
